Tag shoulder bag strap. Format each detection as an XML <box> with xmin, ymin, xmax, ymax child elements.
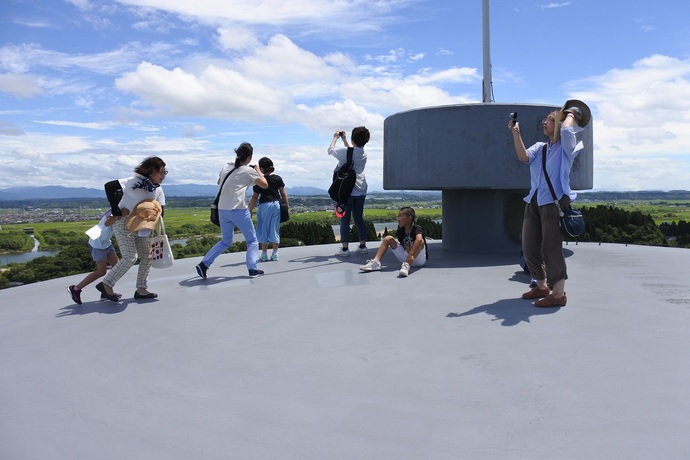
<box><xmin>213</xmin><ymin>167</ymin><xmax>237</xmax><ymax>206</ymax></box>
<box><xmin>346</xmin><ymin>147</ymin><xmax>354</xmax><ymax>166</ymax></box>
<box><xmin>541</xmin><ymin>144</ymin><xmax>564</xmax><ymax>216</ymax></box>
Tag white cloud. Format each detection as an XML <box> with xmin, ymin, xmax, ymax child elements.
<box><xmin>66</xmin><ymin>0</ymin><xmax>93</xmax><ymax>10</ymax></box>
<box><xmin>0</xmin><ymin>73</ymin><xmax>43</xmax><ymax>98</ymax></box>
<box><xmin>37</xmin><ymin>120</ymin><xmax>117</xmax><ymax>130</ymax></box>
<box><xmin>115</xmin><ymin>61</ymin><xmax>295</xmax><ymax>120</ymax></box>
<box><xmin>577</xmin><ymin>55</ymin><xmax>690</xmax><ymax>144</ymax></box>
<box><xmin>216</xmin><ymin>26</ymin><xmax>260</xmax><ymax>52</ymax></box>
<box><xmin>540</xmin><ymin>2</ymin><xmax>571</xmax><ymax>9</ymax></box>
<box><xmin>0</xmin><ymin>121</ymin><xmax>25</xmax><ymax>135</ymax></box>
<box><xmin>116</xmin><ymin>0</ymin><xmax>407</xmax><ymax>29</ymax></box>
<box><xmin>0</xmin><ymin>42</ymin><xmax>178</xmax><ymax>76</ymax></box>
<box><xmin>571</xmin><ymin>55</ymin><xmax>690</xmax><ymax>190</ymax></box>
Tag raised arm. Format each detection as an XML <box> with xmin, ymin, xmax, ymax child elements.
<box><xmin>509</xmin><ymin>119</ymin><xmax>529</xmax><ymax>163</ymax></box>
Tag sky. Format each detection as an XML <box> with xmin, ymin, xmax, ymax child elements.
<box><xmin>1</xmin><ymin>0</ymin><xmax>690</xmax><ymax>193</ymax></box>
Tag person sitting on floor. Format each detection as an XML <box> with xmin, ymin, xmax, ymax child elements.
<box><xmin>359</xmin><ymin>206</ymin><xmax>427</xmax><ymax>277</ymax></box>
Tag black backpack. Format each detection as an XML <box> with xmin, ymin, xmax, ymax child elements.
<box><xmin>104</xmin><ymin>179</ymin><xmax>123</xmax><ymax>216</ymax></box>
<box><xmin>328</xmin><ymin>147</ymin><xmax>356</xmax><ymax>204</ymax></box>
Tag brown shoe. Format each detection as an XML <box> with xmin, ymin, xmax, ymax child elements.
<box><xmin>534</xmin><ymin>293</ymin><xmax>567</xmax><ymax>308</ymax></box>
<box><xmin>521</xmin><ymin>286</ymin><xmax>550</xmax><ymax>300</ymax></box>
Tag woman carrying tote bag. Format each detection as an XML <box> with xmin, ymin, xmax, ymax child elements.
<box><xmin>97</xmin><ymin>156</ymin><xmax>167</xmax><ymax>301</ymax></box>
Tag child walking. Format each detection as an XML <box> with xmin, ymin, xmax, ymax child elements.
<box><xmin>248</xmin><ymin>157</ymin><xmax>289</xmax><ymax>262</ymax></box>
<box><xmin>67</xmin><ymin>210</ymin><xmax>120</xmax><ymax>304</ymax></box>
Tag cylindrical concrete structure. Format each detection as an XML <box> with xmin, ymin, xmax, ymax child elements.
<box><xmin>383</xmin><ymin>103</ymin><xmax>593</xmax><ymax>253</ymax></box>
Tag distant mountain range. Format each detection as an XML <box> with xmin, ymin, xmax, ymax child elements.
<box><xmin>0</xmin><ymin>185</ymin><xmax>328</xmax><ymax>200</ymax></box>
<box><xmin>1</xmin><ymin>186</ymin><xmax>689</xmax><ymax>202</ymax></box>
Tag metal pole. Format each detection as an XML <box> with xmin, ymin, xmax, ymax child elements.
<box><xmin>482</xmin><ymin>0</ymin><xmax>494</xmax><ymax>103</ymax></box>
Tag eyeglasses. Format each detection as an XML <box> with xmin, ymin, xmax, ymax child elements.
<box><xmin>160</xmin><ymin>169</ymin><xmax>168</xmax><ymax>177</ymax></box>
<box><xmin>397</xmin><ymin>215</ymin><xmax>410</xmax><ymax>219</ymax></box>
<box><xmin>542</xmin><ymin>118</ymin><xmax>555</xmax><ymax>125</ymax></box>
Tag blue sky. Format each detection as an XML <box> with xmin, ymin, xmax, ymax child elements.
<box><xmin>1</xmin><ymin>0</ymin><xmax>690</xmax><ymax>192</ymax></box>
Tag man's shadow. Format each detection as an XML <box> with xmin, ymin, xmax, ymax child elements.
<box><xmin>446</xmin><ymin>298</ymin><xmax>560</xmax><ymax>326</ymax></box>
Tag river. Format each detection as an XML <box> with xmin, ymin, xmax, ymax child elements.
<box><xmin>0</xmin><ymin>236</ymin><xmax>60</xmax><ymax>267</ymax></box>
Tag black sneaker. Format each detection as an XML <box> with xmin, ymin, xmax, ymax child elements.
<box><xmin>248</xmin><ymin>269</ymin><xmax>264</xmax><ymax>278</ymax></box>
<box><xmin>196</xmin><ymin>262</ymin><xmax>208</xmax><ymax>279</ymax></box>
<box><xmin>67</xmin><ymin>285</ymin><xmax>82</xmax><ymax>305</ymax></box>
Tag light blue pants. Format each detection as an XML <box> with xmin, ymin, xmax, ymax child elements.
<box><xmin>202</xmin><ymin>209</ymin><xmax>259</xmax><ymax>271</ymax></box>
<box><xmin>257</xmin><ymin>201</ymin><xmax>281</xmax><ymax>244</ymax></box>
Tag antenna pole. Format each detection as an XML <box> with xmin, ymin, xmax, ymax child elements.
<box><xmin>482</xmin><ymin>0</ymin><xmax>494</xmax><ymax>103</ymax></box>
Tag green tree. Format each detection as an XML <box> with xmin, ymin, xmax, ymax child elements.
<box><xmin>0</xmin><ymin>231</ymin><xmax>34</xmax><ymax>252</ymax></box>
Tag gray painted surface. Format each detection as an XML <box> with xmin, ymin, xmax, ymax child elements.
<box><xmin>2</xmin><ymin>241</ymin><xmax>689</xmax><ymax>459</ymax></box>
<box><xmin>383</xmin><ymin>103</ymin><xmax>594</xmax><ymax>252</ymax></box>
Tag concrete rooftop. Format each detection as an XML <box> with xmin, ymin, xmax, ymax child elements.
<box><xmin>1</xmin><ymin>240</ymin><xmax>689</xmax><ymax>459</ymax></box>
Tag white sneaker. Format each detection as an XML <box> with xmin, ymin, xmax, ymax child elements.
<box><xmin>360</xmin><ymin>259</ymin><xmax>381</xmax><ymax>272</ymax></box>
<box><xmin>336</xmin><ymin>248</ymin><xmax>350</xmax><ymax>257</ymax></box>
<box><xmin>355</xmin><ymin>245</ymin><xmax>368</xmax><ymax>254</ymax></box>
<box><xmin>399</xmin><ymin>262</ymin><xmax>410</xmax><ymax>277</ymax></box>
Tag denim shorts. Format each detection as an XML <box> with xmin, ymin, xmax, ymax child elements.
<box><xmin>90</xmin><ymin>245</ymin><xmax>116</xmax><ymax>262</ymax></box>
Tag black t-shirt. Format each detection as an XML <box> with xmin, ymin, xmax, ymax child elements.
<box><xmin>396</xmin><ymin>223</ymin><xmax>428</xmax><ymax>259</ymax></box>
<box><xmin>253</xmin><ymin>174</ymin><xmax>285</xmax><ymax>204</ymax></box>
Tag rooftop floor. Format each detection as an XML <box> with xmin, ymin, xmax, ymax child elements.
<box><xmin>1</xmin><ymin>240</ymin><xmax>689</xmax><ymax>459</ymax></box>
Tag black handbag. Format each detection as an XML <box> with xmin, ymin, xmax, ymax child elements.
<box><xmin>279</xmin><ymin>200</ymin><xmax>289</xmax><ymax>223</ymax></box>
<box><xmin>541</xmin><ymin>145</ymin><xmax>585</xmax><ymax>238</ymax></box>
<box><xmin>210</xmin><ymin>167</ymin><xmax>236</xmax><ymax>226</ymax></box>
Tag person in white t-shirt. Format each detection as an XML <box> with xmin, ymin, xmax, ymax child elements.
<box><xmin>329</xmin><ymin>126</ymin><xmax>370</xmax><ymax>257</ymax></box>
<box><xmin>196</xmin><ymin>142</ymin><xmax>268</xmax><ymax>279</ymax></box>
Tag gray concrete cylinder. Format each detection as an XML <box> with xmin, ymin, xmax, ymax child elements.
<box><xmin>383</xmin><ymin>103</ymin><xmax>593</xmax><ymax>253</ymax></box>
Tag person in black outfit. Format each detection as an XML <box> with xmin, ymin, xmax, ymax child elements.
<box><xmin>248</xmin><ymin>157</ymin><xmax>289</xmax><ymax>261</ymax></box>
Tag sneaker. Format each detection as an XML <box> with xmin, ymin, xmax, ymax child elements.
<box><xmin>360</xmin><ymin>259</ymin><xmax>381</xmax><ymax>272</ymax></box>
<box><xmin>399</xmin><ymin>262</ymin><xmax>410</xmax><ymax>277</ymax></box>
<box><xmin>196</xmin><ymin>262</ymin><xmax>208</xmax><ymax>279</ymax></box>
<box><xmin>521</xmin><ymin>286</ymin><xmax>550</xmax><ymax>300</ymax></box>
<box><xmin>260</xmin><ymin>253</ymin><xmax>268</xmax><ymax>262</ymax></box>
<box><xmin>270</xmin><ymin>253</ymin><xmax>279</xmax><ymax>261</ymax></box>
<box><xmin>67</xmin><ymin>285</ymin><xmax>82</xmax><ymax>305</ymax></box>
<box><xmin>336</xmin><ymin>248</ymin><xmax>350</xmax><ymax>257</ymax></box>
<box><xmin>355</xmin><ymin>245</ymin><xmax>368</xmax><ymax>254</ymax></box>
<box><xmin>534</xmin><ymin>293</ymin><xmax>567</xmax><ymax>308</ymax></box>
<box><xmin>248</xmin><ymin>269</ymin><xmax>264</xmax><ymax>278</ymax></box>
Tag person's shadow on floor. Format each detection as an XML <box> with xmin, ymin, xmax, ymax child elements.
<box><xmin>446</xmin><ymin>298</ymin><xmax>560</xmax><ymax>326</ymax></box>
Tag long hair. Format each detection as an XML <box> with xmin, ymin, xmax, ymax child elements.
<box><xmin>234</xmin><ymin>142</ymin><xmax>253</xmax><ymax>168</ymax></box>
